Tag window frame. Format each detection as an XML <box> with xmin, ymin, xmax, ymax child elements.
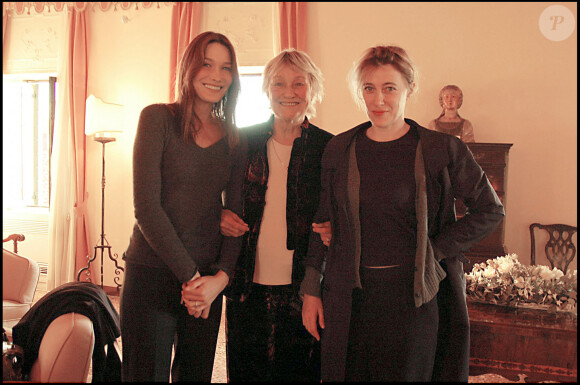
<box><xmin>2</xmin><ymin>73</ymin><xmax>57</xmax><ymax>210</ymax></box>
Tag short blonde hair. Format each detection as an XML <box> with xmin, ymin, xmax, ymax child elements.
<box><xmin>348</xmin><ymin>45</ymin><xmax>417</xmax><ymax>110</ymax></box>
<box><xmin>262</xmin><ymin>49</ymin><xmax>324</xmax><ymax>118</ymax></box>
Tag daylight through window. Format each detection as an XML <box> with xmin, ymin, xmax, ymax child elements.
<box><xmin>235</xmin><ymin>66</ymin><xmax>271</xmax><ymax>128</ymax></box>
<box><xmin>3</xmin><ymin>75</ymin><xmax>56</xmax><ymax>209</ymax></box>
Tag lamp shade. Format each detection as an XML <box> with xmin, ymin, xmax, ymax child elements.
<box><xmin>85</xmin><ymin>95</ymin><xmax>124</xmax><ymax>138</ymax></box>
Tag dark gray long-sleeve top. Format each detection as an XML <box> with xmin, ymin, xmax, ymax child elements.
<box><xmin>123</xmin><ymin>103</ymin><xmax>247</xmax><ymax>283</ymax></box>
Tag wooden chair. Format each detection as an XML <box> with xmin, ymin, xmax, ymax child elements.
<box><xmin>530</xmin><ymin>223</ymin><xmax>577</xmax><ymax>274</ymax></box>
<box><xmin>3</xmin><ymin>233</ymin><xmax>25</xmax><ymax>253</ymax></box>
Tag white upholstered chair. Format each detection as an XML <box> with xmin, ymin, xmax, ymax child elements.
<box><xmin>2</xmin><ymin>248</ymin><xmax>40</xmax><ymax>335</ymax></box>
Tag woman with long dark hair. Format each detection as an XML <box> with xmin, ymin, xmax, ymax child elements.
<box><xmin>120</xmin><ymin>31</ymin><xmax>246</xmax><ymax>382</ymax></box>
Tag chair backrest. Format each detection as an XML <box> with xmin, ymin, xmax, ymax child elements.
<box><xmin>29</xmin><ymin>313</ymin><xmax>95</xmax><ymax>383</ymax></box>
<box><xmin>2</xmin><ymin>248</ymin><xmax>40</xmax><ymax>304</ymax></box>
<box><xmin>530</xmin><ymin>223</ymin><xmax>577</xmax><ymax>274</ymax></box>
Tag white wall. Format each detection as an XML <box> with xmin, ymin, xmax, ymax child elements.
<box><xmin>3</xmin><ymin>2</ymin><xmax>577</xmax><ymax>287</ymax></box>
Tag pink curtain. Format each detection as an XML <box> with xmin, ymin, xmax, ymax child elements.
<box><xmin>277</xmin><ymin>2</ymin><xmax>307</xmax><ymax>51</ymax></box>
<box><xmin>3</xmin><ymin>4</ymin><xmax>92</xmax><ymax>287</ymax></box>
<box><xmin>3</xmin><ymin>8</ymin><xmax>7</xmax><ymax>45</ymax></box>
<box><xmin>68</xmin><ymin>9</ymin><xmax>91</xmax><ymax>282</ymax></box>
<box><xmin>3</xmin><ymin>6</ymin><xmax>10</xmax><ymax>68</ymax></box>
<box><xmin>169</xmin><ymin>2</ymin><xmax>202</xmax><ymax>102</ymax></box>
<box><xmin>49</xmin><ymin>7</ymin><xmax>92</xmax><ymax>288</ymax></box>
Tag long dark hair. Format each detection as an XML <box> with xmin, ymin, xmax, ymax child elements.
<box><xmin>175</xmin><ymin>31</ymin><xmax>241</xmax><ymax>149</ymax></box>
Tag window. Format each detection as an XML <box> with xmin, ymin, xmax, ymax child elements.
<box><xmin>235</xmin><ymin>66</ymin><xmax>271</xmax><ymax>128</ymax></box>
<box><xmin>3</xmin><ymin>74</ymin><xmax>56</xmax><ymax>209</ymax></box>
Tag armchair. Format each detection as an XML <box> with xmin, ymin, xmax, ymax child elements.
<box><xmin>12</xmin><ymin>281</ymin><xmax>121</xmax><ymax>382</ymax></box>
<box><xmin>28</xmin><ymin>313</ymin><xmax>95</xmax><ymax>383</ymax></box>
<box><xmin>2</xmin><ymin>248</ymin><xmax>40</xmax><ymax>335</ymax></box>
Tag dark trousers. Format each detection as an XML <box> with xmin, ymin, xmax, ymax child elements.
<box><xmin>432</xmin><ymin>258</ymin><xmax>470</xmax><ymax>382</ymax></box>
<box><xmin>120</xmin><ymin>262</ymin><xmax>222</xmax><ymax>382</ymax></box>
<box><xmin>345</xmin><ymin>264</ymin><xmax>439</xmax><ymax>382</ymax></box>
<box><xmin>226</xmin><ymin>283</ymin><xmax>321</xmax><ymax>382</ymax></box>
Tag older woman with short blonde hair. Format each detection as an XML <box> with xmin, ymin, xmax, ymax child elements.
<box><xmin>220</xmin><ymin>49</ymin><xmax>333</xmax><ymax>382</ymax></box>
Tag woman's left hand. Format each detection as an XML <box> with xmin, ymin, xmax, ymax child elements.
<box><xmin>182</xmin><ymin>270</ymin><xmax>229</xmax><ymax>319</ymax></box>
<box><xmin>312</xmin><ymin>221</ymin><xmax>332</xmax><ymax>247</ymax></box>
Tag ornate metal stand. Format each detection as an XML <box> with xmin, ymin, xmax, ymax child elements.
<box><xmin>77</xmin><ymin>137</ymin><xmax>124</xmax><ymax>290</ymax></box>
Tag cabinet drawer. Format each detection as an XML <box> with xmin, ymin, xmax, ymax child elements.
<box><xmin>467</xmin><ymin>143</ymin><xmax>512</xmax><ymax>167</ymax></box>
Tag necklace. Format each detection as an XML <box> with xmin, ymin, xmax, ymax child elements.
<box><xmin>270</xmin><ymin>138</ymin><xmax>289</xmax><ymax>169</ymax></box>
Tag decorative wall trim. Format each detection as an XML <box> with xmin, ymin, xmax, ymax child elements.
<box><xmin>202</xmin><ymin>2</ymin><xmax>275</xmax><ymax>66</ymax></box>
<box><xmin>3</xmin><ymin>12</ymin><xmax>60</xmax><ymax>73</ymax></box>
<box><xmin>3</xmin><ymin>2</ymin><xmax>176</xmax><ymax>16</ymax></box>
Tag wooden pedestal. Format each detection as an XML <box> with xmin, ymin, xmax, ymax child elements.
<box><xmin>468</xmin><ymin>299</ymin><xmax>577</xmax><ymax>382</ymax></box>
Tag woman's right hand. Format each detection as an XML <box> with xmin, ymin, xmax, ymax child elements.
<box><xmin>302</xmin><ymin>293</ymin><xmax>325</xmax><ymax>341</ymax></box>
<box><xmin>220</xmin><ymin>209</ymin><xmax>249</xmax><ymax>237</ymax></box>
<box><xmin>182</xmin><ymin>270</ymin><xmax>229</xmax><ymax>319</ymax></box>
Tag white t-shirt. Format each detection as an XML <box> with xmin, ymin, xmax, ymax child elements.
<box><xmin>253</xmin><ymin>137</ymin><xmax>294</xmax><ymax>285</ymax></box>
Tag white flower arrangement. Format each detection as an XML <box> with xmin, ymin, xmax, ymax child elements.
<box><xmin>465</xmin><ymin>253</ymin><xmax>577</xmax><ymax>313</ymax></box>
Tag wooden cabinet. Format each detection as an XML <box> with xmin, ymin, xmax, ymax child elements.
<box><xmin>468</xmin><ymin>299</ymin><xmax>577</xmax><ymax>382</ymax></box>
<box><xmin>455</xmin><ymin>143</ymin><xmax>513</xmax><ymax>272</ymax></box>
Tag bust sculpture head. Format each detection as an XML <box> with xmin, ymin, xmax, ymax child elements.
<box><xmin>439</xmin><ymin>84</ymin><xmax>463</xmax><ymax>112</ymax></box>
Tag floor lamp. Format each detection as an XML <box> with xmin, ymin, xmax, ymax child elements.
<box><xmin>77</xmin><ymin>95</ymin><xmax>125</xmax><ymax>291</ymax></box>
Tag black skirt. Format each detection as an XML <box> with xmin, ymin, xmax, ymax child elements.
<box><xmin>345</xmin><ymin>263</ymin><xmax>439</xmax><ymax>382</ymax></box>
<box><xmin>226</xmin><ymin>283</ymin><xmax>321</xmax><ymax>382</ymax></box>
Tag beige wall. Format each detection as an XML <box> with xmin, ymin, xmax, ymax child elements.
<box><xmin>306</xmin><ymin>2</ymin><xmax>578</xmax><ymax>272</ymax></box>
<box><xmin>84</xmin><ymin>6</ymin><xmax>174</xmax><ymax>287</ymax></box>
<box><xmin>97</xmin><ymin>2</ymin><xmax>576</xmax><ymax>284</ymax></box>
<box><xmin>3</xmin><ymin>2</ymin><xmax>577</xmax><ymax>286</ymax></box>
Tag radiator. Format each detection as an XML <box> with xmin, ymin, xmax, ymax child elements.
<box><xmin>3</xmin><ymin>212</ymin><xmax>50</xmax><ymax>267</ymax></box>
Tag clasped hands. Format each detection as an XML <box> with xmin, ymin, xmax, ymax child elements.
<box><xmin>180</xmin><ymin>208</ymin><xmax>248</xmax><ymax>319</ymax></box>
<box><xmin>181</xmin><ymin>270</ymin><xmax>229</xmax><ymax>319</ymax></box>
